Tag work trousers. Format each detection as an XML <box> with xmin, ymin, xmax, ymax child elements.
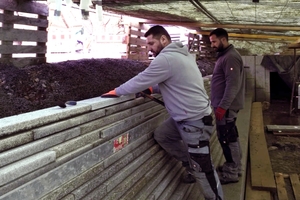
<box><xmin>215</xmin><ymin>108</ymin><xmax>242</xmax><ymax>180</ymax></box>
<box><xmin>154</xmin><ymin>117</ymin><xmax>223</xmax><ymax>200</ymax></box>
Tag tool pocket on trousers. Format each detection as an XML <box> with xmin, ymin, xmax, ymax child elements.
<box><xmin>181</xmin><ymin>124</ymin><xmax>201</xmax><ymax>133</ymax></box>
<box><xmin>217</xmin><ymin>122</ymin><xmax>237</xmax><ymax>144</ymax></box>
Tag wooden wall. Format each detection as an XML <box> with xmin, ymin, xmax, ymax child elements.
<box><xmin>0</xmin><ymin>0</ymin><xmax>48</xmax><ymax>68</ymax></box>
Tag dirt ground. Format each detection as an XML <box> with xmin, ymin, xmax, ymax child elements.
<box><xmin>263</xmin><ymin>100</ymin><xmax>300</xmax><ymax>174</ymax></box>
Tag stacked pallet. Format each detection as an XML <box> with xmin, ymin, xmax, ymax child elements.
<box><xmin>0</xmin><ymin>1</ymin><xmax>48</xmax><ymax>67</ymax></box>
<box><xmin>198</xmin><ymin>35</ymin><xmax>216</xmax><ymax>59</ymax></box>
<box><xmin>188</xmin><ymin>33</ymin><xmax>200</xmax><ymax>54</ymax></box>
<box><xmin>123</xmin><ymin>23</ymin><xmax>149</xmax><ymax>61</ymax></box>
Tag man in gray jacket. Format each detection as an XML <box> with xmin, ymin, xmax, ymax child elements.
<box><xmin>102</xmin><ymin>25</ymin><xmax>223</xmax><ymax>200</ymax></box>
<box><xmin>209</xmin><ymin>28</ymin><xmax>245</xmax><ymax>184</ymax></box>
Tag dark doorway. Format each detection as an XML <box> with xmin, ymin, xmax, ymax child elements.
<box><xmin>270</xmin><ymin>72</ymin><xmax>291</xmax><ymax>101</ymax></box>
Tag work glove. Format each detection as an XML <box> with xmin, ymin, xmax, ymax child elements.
<box><xmin>101</xmin><ymin>89</ymin><xmax>119</xmax><ymax>98</ymax></box>
<box><xmin>135</xmin><ymin>87</ymin><xmax>153</xmax><ymax>98</ymax></box>
<box><xmin>215</xmin><ymin>107</ymin><xmax>226</xmax><ymax>121</ymax></box>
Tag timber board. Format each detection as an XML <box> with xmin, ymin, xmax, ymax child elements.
<box><xmin>0</xmin><ymin>28</ymin><xmax>47</xmax><ymax>43</ymax></box>
<box><xmin>249</xmin><ymin>102</ymin><xmax>276</xmax><ymax>191</ymax></box>
<box><xmin>290</xmin><ymin>174</ymin><xmax>300</xmax><ymax>200</ymax></box>
<box><xmin>275</xmin><ymin>172</ymin><xmax>288</xmax><ymax>200</ymax></box>
<box><xmin>0</xmin><ymin>57</ymin><xmax>46</xmax><ymax>68</ymax></box>
<box><xmin>0</xmin><ymin>1</ymin><xmax>48</xmax><ymax>16</ymax></box>
<box><xmin>245</xmin><ymin>163</ymin><xmax>271</xmax><ymax>200</ymax></box>
<box><xmin>0</xmin><ymin>45</ymin><xmax>47</xmax><ymax>54</ymax></box>
<box><xmin>266</xmin><ymin>125</ymin><xmax>300</xmax><ymax>132</ymax></box>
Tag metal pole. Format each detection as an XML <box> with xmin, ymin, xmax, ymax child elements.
<box><xmin>290</xmin><ymin>48</ymin><xmax>296</xmax><ymax>116</ymax></box>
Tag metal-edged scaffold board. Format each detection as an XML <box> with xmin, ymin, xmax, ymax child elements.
<box><xmin>266</xmin><ymin>125</ymin><xmax>300</xmax><ymax>132</ymax></box>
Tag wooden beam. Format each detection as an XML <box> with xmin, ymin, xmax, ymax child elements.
<box><xmin>142</xmin><ymin>20</ymin><xmax>300</xmax><ymax>32</ymax></box>
<box><xmin>0</xmin><ymin>0</ymin><xmax>48</xmax><ymax>16</ymax></box>
<box><xmin>275</xmin><ymin>172</ymin><xmax>289</xmax><ymax>200</ymax></box>
<box><xmin>231</xmin><ymin>38</ymin><xmax>289</xmax><ymax>44</ymax></box>
<box><xmin>266</xmin><ymin>125</ymin><xmax>300</xmax><ymax>132</ymax></box>
<box><xmin>195</xmin><ymin>31</ymin><xmax>299</xmax><ymax>42</ymax></box>
<box><xmin>288</xmin><ymin>43</ymin><xmax>300</xmax><ymax>49</ymax></box>
<box><xmin>249</xmin><ymin>102</ymin><xmax>276</xmax><ymax>191</ymax></box>
<box><xmin>245</xmin><ymin>163</ymin><xmax>271</xmax><ymax>200</ymax></box>
<box><xmin>290</xmin><ymin>174</ymin><xmax>300</xmax><ymax>200</ymax></box>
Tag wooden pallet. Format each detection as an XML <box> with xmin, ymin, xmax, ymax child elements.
<box><xmin>275</xmin><ymin>173</ymin><xmax>300</xmax><ymax>200</ymax></box>
<box><xmin>0</xmin><ymin>1</ymin><xmax>48</xmax><ymax>67</ymax></box>
<box><xmin>124</xmin><ymin>23</ymin><xmax>148</xmax><ymax>61</ymax></box>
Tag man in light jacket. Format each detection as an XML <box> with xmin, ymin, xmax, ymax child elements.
<box><xmin>102</xmin><ymin>25</ymin><xmax>223</xmax><ymax>200</ymax></box>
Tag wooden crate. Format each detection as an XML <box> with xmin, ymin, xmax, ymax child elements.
<box><xmin>0</xmin><ymin>0</ymin><xmax>48</xmax><ymax>67</ymax></box>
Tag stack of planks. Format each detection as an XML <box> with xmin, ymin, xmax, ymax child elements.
<box><xmin>246</xmin><ymin>102</ymin><xmax>276</xmax><ymax>200</ymax></box>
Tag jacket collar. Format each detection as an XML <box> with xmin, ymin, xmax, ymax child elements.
<box><xmin>217</xmin><ymin>44</ymin><xmax>233</xmax><ymax>58</ymax></box>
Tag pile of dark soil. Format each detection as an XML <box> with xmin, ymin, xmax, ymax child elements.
<box><xmin>0</xmin><ymin>58</ymin><xmax>149</xmax><ymax>118</ymax></box>
<box><xmin>0</xmin><ymin>58</ymin><xmax>214</xmax><ymax>119</ymax></box>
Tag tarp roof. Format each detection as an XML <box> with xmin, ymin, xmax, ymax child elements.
<box><xmin>98</xmin><ymin>0</ymin><xmax>300</xmax><ymax>55</ymax></box>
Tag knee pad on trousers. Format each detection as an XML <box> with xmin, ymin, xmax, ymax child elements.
<box><xmin>217</xmin><ymin>121</ymin><xmax>238</xmax><ymax>144</ymax></box>
<box><xmin>189</xmin><ymin>141</ymin><xmax>213</xmax><ymax>173</ymax></box>
<box><xmin>189</xmin><ymin>142</ymin><xmax>222</xmax><ymax>200</ymax></box>
<box><xmin>217</xmin><ymin>122</ymin><xmax>239</xmax><ymax>163</ymax></box>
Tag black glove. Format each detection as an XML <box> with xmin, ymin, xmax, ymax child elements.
<box><xmin>135</xmin><ymin>87</ymin><xmax>152</xmax><ymax>98</ymax></box>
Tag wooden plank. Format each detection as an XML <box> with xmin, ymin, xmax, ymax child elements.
<box><xmin>129</xmin><ymin>22</ymin><xmax>147</xmax><ymax>30</ymax></box>
<box><xmin>128</xmin><ymin>46</ymin><xmax>148</xmax><ymax>53</ymax></box>
<box><xmin>288</xmin><ymin>43</ymin><xmax>300</xmax><ymax>49</ymax></box>
<box><xmin>249</xmin><ymin>102</ymin><xmax>276</xmax><ymax>191</ymax></box>
<box><xmin>143</xmin><ymin>20</ymin><xmax>300</xmax><ymax>32</ymax></box>
<box><xmin>267</xmin><ymin>125</ymin><xmax>300</xmax><ymax>132</ymax></box>
<box><xmin>129</xmin><ymin>37</ymin><xmax>146</xmax><ymax>46</ymax></box>
<box><xmin>0</xmin><ymin>0</ymin><xmax>48</xmax><ymax>16</ymax></box>
<box><xmin>0</xmin><ymin>28</ymin><xmax>47</xmax><ymax>43</ymax></box>
<box><xmin>290</xmin><ymin>174</ymin><xmax>300</xmax><ymax>200</ymax></box>
<box><xmin>128</xmin><ymin>54</ymin><xmax>148</xmax><ymax>61</ymax></box>
<box><xmin>273</xmin><ymin>131</ymin><xmax>300</xmax><ymax>136</ymax></box>
<box><xmin>0</xmin><ymin>13</ymin><xmax>48</xmax><ymax>28</ymax></box>
<box><xmin>36</xmin><ymin>14</ymin><xmax>47</xmax><ymax>58</ymax></box>
<box><xmin>197</xmin><ymin>31</ymin><xmax>300</xmax><ymax>41</ymax></box>
<box><xmin>0</xmin><ymin>57</ymin><xmax>46</xmax><ymax>68</ymax></box>
<box><xmin>274</xmin><ymin>172</ymin><xmax>288</xmax><ymax>200</ymax></box>
<box><xmin>129</xmin><ymin>29</ymin><xmax>145</xmax><ymax>38</ymax></box>
<box><xmin>0</xmin><ymin>45</ymin><xmax>47</xmax><ymax>54</ymax></box>
<box><xmin>1</xmin><ymin>10</ymin><xmax>13</xmax><ymax>59</ymax></box>
<box><xmin>245</xmin><ymin>163</ymin><xmax>271</xmax><ymax>200</ymax></box>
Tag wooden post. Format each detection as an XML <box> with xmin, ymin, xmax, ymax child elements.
<box><xmin>37</xmin><ymin>14</ymin><xmax>47</xmax><ymax>59</ymax></box>
<box><xmin>2</xmin><ymin>10</ymin><xmax>13</xmax><ymax>59</ymax></box>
